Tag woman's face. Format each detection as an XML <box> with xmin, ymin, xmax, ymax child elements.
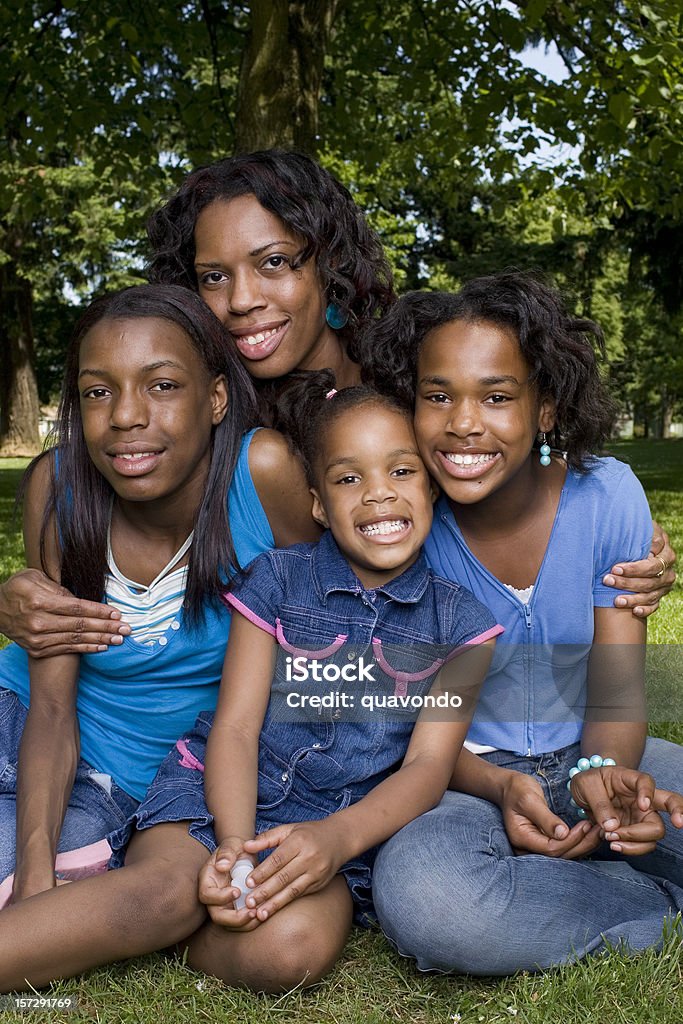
<box><xmin>193</xmin><ymin>194</ymin><xmax>338</xmax><ymax>380</ymax></box>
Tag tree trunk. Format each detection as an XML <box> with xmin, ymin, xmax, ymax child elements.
<box><xmin>659</xmin><ymin>388</ymin><xmax>673</xmax><ymax>439</ymax></box>
<box><xmin>0</xmin><ymin>247</ymin><xmax>41</xmax><ymax>457</ymax></box>
<box><xmin>234</xmin><ymin>0</ymin><xmax>343</xmax><ymax>155</ymax></box>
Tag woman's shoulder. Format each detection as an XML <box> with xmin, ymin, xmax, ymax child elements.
<box><xmin>245</xmin><ymin>428</ymin><xmax>320</xmax><ymax>547</ymax></box>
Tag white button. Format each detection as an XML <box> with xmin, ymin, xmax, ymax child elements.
<box><xmin>313</xmin><ymin>743</ymin><xmax>321</xmax><ymax>749</ymax></box>
<box><xmin>158</xmin><ymin>636</ymin><xmax>168</xmax><ymax>646</ymax></box>
<box><xmin>281</xmin><ymin>772</ymin><xmax>289</xmax><ymax>781</ymax></box>
<box><xmin>171</xmin><ymin>621</ymin><xmax>180</xmax><ymax>630</ymax></box>
<box><xmin>347</xmin><ymin>652</ymin><xmax>356</xmax><ymax>661</ymax></box>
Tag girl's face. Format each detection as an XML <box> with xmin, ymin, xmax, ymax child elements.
<box><xmin>78</xmin><ymin>317</ymin><xmax>228</xmax><ymax>508</ymax></box>
<box><xmin>193</xmin><ymin>194</ymin><xmax>338</xmax><ymax>379</ymax></box>
<box><xmin>311</xmin><ymin>405</ymin><xmax>436</xmax><ymax>589</ymax></box>
<box><xmin>414</xmin><ymin>319</ymin><xmax>555</xmax><ymax>507</ymax></box>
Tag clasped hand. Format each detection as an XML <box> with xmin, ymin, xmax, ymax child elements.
<box><xmin>500</xmin><ymin>766</ymin><xmax>683</xmax><ymax>860</ymax></box>
<box><xmin>198</xmin><ymin>817</ymin><xmax>347</xmax><ymax>929</ymax></box>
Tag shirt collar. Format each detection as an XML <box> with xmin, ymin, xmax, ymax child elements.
<box><xmin>311</xmin><ymin>530</ymin><xmax>430</xmax><ymax>605</ymax></box>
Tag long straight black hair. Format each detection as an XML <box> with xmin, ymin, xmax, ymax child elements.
<box><xmin>30</xmin><ymin>284</ymin><xmax>260</xmax><ymax>624</ymax></box>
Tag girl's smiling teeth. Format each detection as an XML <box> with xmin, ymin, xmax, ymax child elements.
<box><xmin>444</xmin><ymin>452</ymin><xmax>497</xmax><ymax>466</ymax></box>
<box><xmin>438</xmin><ymin>450</ymin><xmax>501</xmax><ymax>478</ymax></box>
<box><xmin>358</xmin><ymin>518</ymin><xmax>411</xmax><ymax>537</ymax></box>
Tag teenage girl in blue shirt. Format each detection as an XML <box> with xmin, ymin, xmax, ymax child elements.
<box><xmin>364</xmin><ymin>271</ymin><xmax>683</xmax><ymax>974</ymax></box>
<box><xmin>0</xmin><ymin>284</ymin><xmax>318</xmax><ymax>986</ymax></box>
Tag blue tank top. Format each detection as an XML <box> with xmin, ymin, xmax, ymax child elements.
<box><xmin>0</xmin><ymin>430</ymin><xmax>274</xmax><ymax>800</ymax></box>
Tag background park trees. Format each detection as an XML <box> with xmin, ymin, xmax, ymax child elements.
<box><xmin>2</xmin><ymin>0</ymin><xmax>682</xmax><ymax>452</ymax></box>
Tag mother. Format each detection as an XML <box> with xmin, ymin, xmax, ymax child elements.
<box><xmin>0</xmin><ymin>151</ymin><xmax>673</xmax><ymax>656</ymax></box>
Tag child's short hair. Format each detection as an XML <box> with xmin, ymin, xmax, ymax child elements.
<box><xmin>276</xmin><ymin>370</ymin><xmax>412</xmax><ymax>486</ymax></box>
<box><xmin>362</xmin><ymin>270</ymin><xmax>618</xmax><ymax>470</ymax></box>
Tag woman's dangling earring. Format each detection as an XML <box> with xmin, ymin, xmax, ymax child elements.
<box><xmin>539</xmin><ymin>432</ymin><xmax>552</xmax><ymax>467</ymax></box>
<box><xmin>325</xmin><ymin>303</ymin><xmax>349</xmax><ymax>330</ymax></box>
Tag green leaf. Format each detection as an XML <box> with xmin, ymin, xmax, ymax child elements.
<box><xmin>608</xmin><ymin>92</ymin><xmax>634</xmax><ymax>129</ymax></box>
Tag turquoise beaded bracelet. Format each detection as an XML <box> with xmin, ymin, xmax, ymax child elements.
<box><xmin>567</xmin><ymin>754</ymin><xmax>617</xmax><ymax>818</ymax></box>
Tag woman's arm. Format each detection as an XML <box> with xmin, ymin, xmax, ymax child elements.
<box><xmin>240</xmin><ymin>640</ymin><xmax>495</xmax><ymax>921</ymax></box>
<box><xmin>12</xmin><ymin>455</ymin><xmax>82</xmax><ymax>901</ymax></box>
<box><xmin>603</xmin><ymin>521</ymin><xmax>676</xmax><ymax>618</ymax></box>
<box><xmin>0</xmin><ymin>572</ymin><xmax>130</xmax><ymax>657</ymax></box>
<box><xmin>1</xmin><ymin>453</ymin><xmax>129</xmax><ymax>655</ymax></box>
<box><xmin>247</xmin><ymin>429</ymin><xmax>321</xmax><ymax>547</ymax></box>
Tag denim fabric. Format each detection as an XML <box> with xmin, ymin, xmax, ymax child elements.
<box><xmin>107</xmin><ymin>711</ymin><xmax>378</xmax><ymax>924</ymax></box>
<box><xmin>0</xmin><ymin>688</ymin><xmax>138</xmax><ymax>883</ymax></box>
<box><xmin>225</xmin><ymin>531</ymin><xmax>500</xmax><ymax>796</ymax></box>
<box><xmin>372</xmin><ymin>737</ymin><xmax>683</xmax><ymax>974</ymax></box>
<box><xmin>111</xmin><ymin>532</ymin><xmax>500</xmax><ymax>923</ymax></box>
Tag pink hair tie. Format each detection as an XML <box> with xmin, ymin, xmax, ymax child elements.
<box><xmin>325</xmin><ymin>388</ymin><xmax>338</xmax><ymax>400</ymax></box>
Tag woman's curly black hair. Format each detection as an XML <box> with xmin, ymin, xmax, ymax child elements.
<box><xmin>276</xmin><ymin>369</ymin><xmax>411</xmax><ymax>487</ymax></box>
<box><xmin>361</xmin><ymin>270</ymin><xmax>618</xmax><ymax>471</ymax></box>
<box><xmin>147</xmin><ymin>149</ymin><xmax>396</xmax><ymax>364</ymax></box>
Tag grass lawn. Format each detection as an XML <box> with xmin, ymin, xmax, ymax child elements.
<box><xmin>0</xmin><ymin>441</ymin><xmax>681</xmax><ymax>1024</ymax></box>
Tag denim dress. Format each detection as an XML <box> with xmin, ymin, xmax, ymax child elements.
<box><xmin>109</xmin><ymin>531</ymin><xmax>501</xmax><ymax>922</ymax></box>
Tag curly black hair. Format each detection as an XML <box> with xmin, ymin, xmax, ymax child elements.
<box><xmin>147</xmin><ymin>149</ymin><xmax>395</xmax><ymax>364</ymax></box>
<box><xmin>275</xmin><ymin>369</ymin><xmax>412</xmax><ymax>486</ymax></box>
<box><xmin>361</xmin><ymin>270</ymin><xmax>618</xmax><ymax>470</ymax></box>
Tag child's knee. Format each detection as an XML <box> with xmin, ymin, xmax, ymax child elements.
<box><xmin>111</xmin><ymin>859</ymin><xmax>205</xmax><ymax>941</ymax></box>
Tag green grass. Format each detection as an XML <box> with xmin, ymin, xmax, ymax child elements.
<box><xmin>0</xmin><ymin>443</ymin><xmax>682</xmax><ymax>1022</ymax></box>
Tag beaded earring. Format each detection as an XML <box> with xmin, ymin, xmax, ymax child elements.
<box><xmin>539</xmin><ymin>432</ymin><xmax>551</xmax><ymax>467</ymax></box>
<box><xmin>325</xmin><ymin>303</ymin><xmax>348</xmax><ymax>330</ymax></box>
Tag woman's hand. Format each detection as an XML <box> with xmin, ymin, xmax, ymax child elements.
<box><xmin>570</xmin><ymin>765</ymin><xmax>683</xmax><ymax>855</ymax></box>
<box><xmin>499</xmin><ymin>772</ymin><xmax>602</xmax><ymax>860</ymax></box>
<box><xmin>0</xmin><ymin>569</ymin><xmax>130</xmax><ymax>656</ymax></box>
<box><xmin>197</xmin><ymin>837</ymin><xmax>260</xmax><ymax>931</ymax></box>
<box><xmin>603</xmin><ymin>522</ymin><xmax>676</xmax><ymax>619</ymax></box>
<box><xmin>240</xmin><ymin>818</ymin><xmax>349</xmax><ymax>921</ymax></box>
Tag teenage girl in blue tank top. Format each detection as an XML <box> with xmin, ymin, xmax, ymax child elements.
<box><xmin>364</xmin><ymin>271</ymin><xmax>683</xmax><ymax>974</ymax></box>
<box><xmin>0</xmin><ymin>284</ymin><xmax>318</xmax><ymax>986</ymax></box>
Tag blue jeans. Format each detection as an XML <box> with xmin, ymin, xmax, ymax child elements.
<box><xmin>0</xmin><ymin>687</ymin><xmax>138</xmax><ymax>882</ymax></box>
<box><xmin>372</xmin><ymin>738</ymin><xmax>683</xmax><ymax>975</ymax></box>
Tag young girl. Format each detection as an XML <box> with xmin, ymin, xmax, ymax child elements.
<box><xmin>363</xmin><ymin>272</ymin><xmax>683</xmax><ymax>974</ymax></box>
<box><xmin>108</xmin><ymin>382</ymin><xmax>502</xmax><ymax>992</ymax></box>
<box><xmin>0</xmin><ymin>151</ymin><xmax>673</xmax><ymax>654</ymax></box>
<box><xmin>0</xmin><ymin>284</ymin><xmax>318</xmax><ymax>983</ymax></box>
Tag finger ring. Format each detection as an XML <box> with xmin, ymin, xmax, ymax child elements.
<box><xmin>654</xmin><ymin>555</ymin><xmax>669</xmax><ymax>578</ymax></box>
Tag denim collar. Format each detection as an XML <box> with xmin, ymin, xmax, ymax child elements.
<box><xmin>311</xmin><ymin>530</ymin><xmax>430</xmax><ymax>605</ymax></box>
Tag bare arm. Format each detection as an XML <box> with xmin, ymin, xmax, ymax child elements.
<box><xmin>198</xmin><ymin>613</ymin><xmax>275</xmax><ymax>930</ymax></box>
<box><xmin>0</xmin><ymin>453</ymin><xmax>129</xmax><ymax>656</ymax></box>
<box><xmin>12</xmin><ymin>455</ymin><xmax>82</xmax><ymax>901</ymax></box>
<box><xmin>247</xmin><ymin>429</ymin><xmax>321</xmax><ymax>547</ymax></box>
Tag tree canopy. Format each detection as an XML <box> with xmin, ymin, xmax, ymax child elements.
<box><xmin>1</xmin><ymin>0</ymin><xmax>681</xmax><ymax>451</ymax></box>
